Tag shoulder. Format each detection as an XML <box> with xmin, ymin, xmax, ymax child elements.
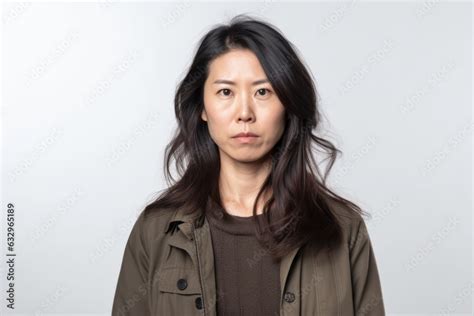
<box><xmin>142</xmin><ymin>204</ymin><xmax>175</xmax><ymax>224</ymax></box>
<box><xmin>326</xmin><ymin>197</ymin><xmax>369</xmax><ymax>251</ymax></box>
<box><xmin>128</xmin><ymin>205</ymin><xmax>176</xmax><ymax>247</ymax></box>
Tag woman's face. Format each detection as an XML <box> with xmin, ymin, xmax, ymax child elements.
<box><xmin>202</xmin><ymin>49</ymin><xmax>286</xmax><ymax>164</ymax></box>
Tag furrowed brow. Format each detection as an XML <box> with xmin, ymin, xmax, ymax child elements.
<box><xmin>212</xmin><ymin>79</ymin><xmax>270</xmax><ymax>86</ymax></box>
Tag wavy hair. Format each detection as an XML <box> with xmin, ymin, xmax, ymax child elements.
<box><xmin>145</xmin><ymin>14</ymin><xmax>369</xmax><ymax>260</ymax></box>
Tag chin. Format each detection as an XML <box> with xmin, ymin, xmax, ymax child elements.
<box><xmin>232</xmin><ymin>152</ymin><xmax>271</xmax><ymax>164</ymax></box>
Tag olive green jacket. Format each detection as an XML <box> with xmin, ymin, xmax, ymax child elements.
<box><xmin>112</xmin><ymin>204</ymin><xmax>385</xmax><ymax>315</ymax></box>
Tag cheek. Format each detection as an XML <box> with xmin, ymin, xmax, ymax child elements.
<box><xmin>266</xmin><ymin>109</ymin><xmax>286</xmax><ymax>139</ymax></box>
<box><xmin>205</xmin><ymin>109</ymin><xmax>232</xmax><ymax>140</ymax></box>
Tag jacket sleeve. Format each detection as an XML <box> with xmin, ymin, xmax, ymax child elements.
<box><xmin>349</xmin><ymin>218</ymin><xmax>386</xmax><ymax>315</ymax></box>
<box><xmin>112</xmin><ymin>210</ymin><xmax>151</xmax><ymax>316</ymax></box>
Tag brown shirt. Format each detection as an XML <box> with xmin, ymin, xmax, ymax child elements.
<box><xmin>206</xmin><ymin>208</ymin><xmax>280</xmax><ymax>316</ymax></box>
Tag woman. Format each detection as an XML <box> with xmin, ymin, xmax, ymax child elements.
<box><xmin>112</xmin><ymin>14</ymin><xmax>385</xmax><ymax>316</ymax></box>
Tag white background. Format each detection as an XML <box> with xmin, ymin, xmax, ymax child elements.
<box><xmin>1</xmin><ymin>1</ymin><xmax>472</xmax><ymax>315</ymax></box>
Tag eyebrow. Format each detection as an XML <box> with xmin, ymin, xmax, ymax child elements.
<box><xmin>212</xmin><ymin>79</ymin><xmax>270</xmax><ymax>86</ymax></box>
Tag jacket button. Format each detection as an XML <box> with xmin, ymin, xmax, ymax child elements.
<box><xmin>195</xmin><ymin>296</ymin><xmax>203</xmax><ymax>309</ymax></box>
<box><xmin>177</xmin><ymin>278</ymin><xmax>188</xmax><ymax>290</ymax></box>
<box><xmin>284</xmin><ymin>291</ymin><xmax>295</xmax><ymax>303</ymax></box>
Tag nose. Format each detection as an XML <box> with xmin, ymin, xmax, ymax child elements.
<box><xmin>237</xmin><ymin>93</ymin><xmax>255</xmax><ymax>123</ymax></box>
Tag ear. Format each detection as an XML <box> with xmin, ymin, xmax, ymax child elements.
<box><xmin>201</xmin><ymin>108</ymin><xmax>208</xmax><ymax>122</ymax></box>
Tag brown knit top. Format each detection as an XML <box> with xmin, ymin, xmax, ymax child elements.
<box><xmin>206</xmin><ymin>207</ymin><xmax>281</xmax><ymax>316</ymax></box>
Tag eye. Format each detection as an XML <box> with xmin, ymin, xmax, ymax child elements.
<box><xmin>217</xmin><ymin>88</ymin><xmax>232</xmax><ymax>97</ymax></box>
<box><xmin>256</xmin><ymin>88</ymin><xmax>272</xmax><ymax>97</ymax></box>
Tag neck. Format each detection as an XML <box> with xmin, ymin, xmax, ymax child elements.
<box><xmin>218</xmin><ymin>152</ymin><xmax>273</xmax><ymax>217</ymax></box>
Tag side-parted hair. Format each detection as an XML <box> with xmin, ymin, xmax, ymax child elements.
<box><xmin>145</xmin><ymin>14</ymin><xmax>369</xmax><ymax>260</ymax></box>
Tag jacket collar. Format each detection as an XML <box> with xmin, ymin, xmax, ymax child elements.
<box><xmin>164</xmin><ymin>205</ymin><xmax>200</xmax><ymax>239</ymax></box>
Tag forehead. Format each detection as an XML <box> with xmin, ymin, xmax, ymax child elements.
<box><xmin>206</xmin><ymin>49</ymin><xmax>267</xmax><ymax>82</ymax></box>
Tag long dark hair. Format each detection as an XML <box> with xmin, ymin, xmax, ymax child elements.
<box><xmin>145</xmin><ymin>14</ymin><xmax>369</xmax><ymax>260</ymax></box>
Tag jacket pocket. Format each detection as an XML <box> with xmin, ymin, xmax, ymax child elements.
<box><xmin>154</xmin><ymin>266</ymin><xmax>204</xmax><ymax>315</ymax></box>
<box><xmin>158</xmin><ymin>266</ymin><xmax>202</xmax><ymax>295</ymax></box>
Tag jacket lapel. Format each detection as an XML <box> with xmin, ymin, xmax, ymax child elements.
<box><xmin>280</xmin><ymin>245</ymin><xmax>302</xmax><ymax>315</ymax></box>
<box><xmin>193</xmin><ymin>217</ymin><xmax>218</xmax><ymax>316</ymax></box>
<box><xmin>164</xmin><ymin>207</ymin><xmax>217</xmax><ymax>316</ymax></box>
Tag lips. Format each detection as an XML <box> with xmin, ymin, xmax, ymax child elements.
<box><xmin>232</xmin><ymin>132</ymin><xmax>259</xmax><ymax>138</ymax></box>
